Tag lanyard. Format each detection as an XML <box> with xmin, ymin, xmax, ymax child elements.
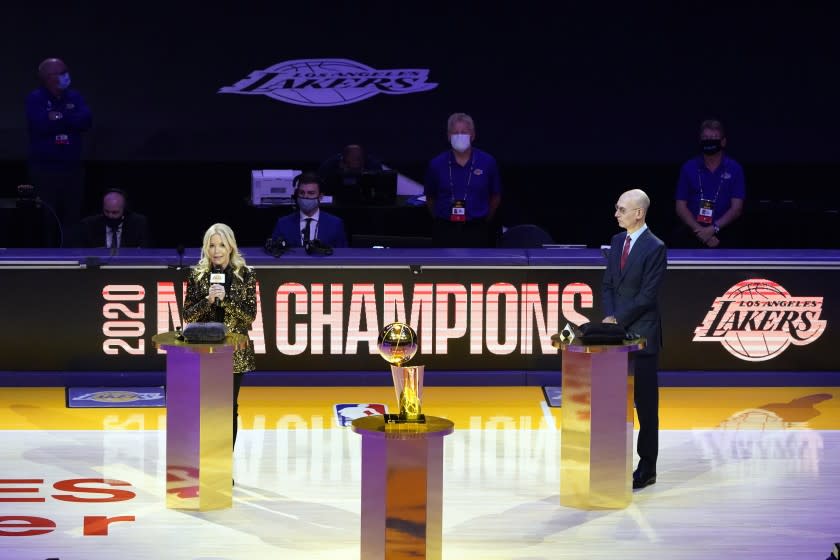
<box><xmin>697</xmin><ymin>161</ymin><xmax>727</xmax><ymax>203</ymax></box>
<box><xmin>447</xmin><ymin>152</ymin><xmax>475</xmax><ymax>202</ymax></box>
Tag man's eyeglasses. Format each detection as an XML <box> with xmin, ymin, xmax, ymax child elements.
<box><xmin>615</xmin><ymin>205</ymin><xmax>641</xmax><ymax>214</ymax></box>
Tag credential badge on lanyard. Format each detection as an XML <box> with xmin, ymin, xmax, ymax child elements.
<box><xmin>696</xmin><ymin>164</ymin><xmax>726</xmax><ymax>225</ymax></box>
<box><xmin>448</xmin><ymin>152</ymin><xmax>475</xmax><ymax>223</ymax></box>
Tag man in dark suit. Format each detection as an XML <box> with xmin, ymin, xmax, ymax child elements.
<box><xmin>77</xmin><ymin>188</ymin><xmax>151</xmax><ymax>249</ymax></box>
<box><xmin>270</xmin><ymin>172</ymin><xmax>348</xmax><ymax>249</ymax></box>
<box><xmin>317</xmin><ymin>143</ymin><xmax>384</xmax><ymax>191</ymax></box>
<box><xmin>602</xmin><ymin>188</ymin><xmax>667</xmax><ymax>490</ymax></box>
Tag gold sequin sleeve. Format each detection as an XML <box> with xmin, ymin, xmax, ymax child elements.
<box><xmin>221</xmin><ymin>268</ymin><xmax>257</xmax><ymax>328</ymax></box>
<box><xmin>224</xmin><ymin>268</ymin><xmax>257</xmax><ymax>373</ymax></box>
<box><xmin>183</xmin><ymin>271</ymin><xmax>214</xmax><ymax>324</ymax></box>
<box><xmin>182</xmin><ymin>267</ymin><xmax>257</xmax><ymax>373</ymax></box>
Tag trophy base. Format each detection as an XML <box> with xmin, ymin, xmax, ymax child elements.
<box><xmin>384</xmin><ymin>413</ymin><xmax>426</xmax><ymax>424</ymax></box>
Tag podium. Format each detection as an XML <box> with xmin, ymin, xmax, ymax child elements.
<box><xmin>153</xmin><ymin>331</ymin><xmax>249</xmax><ymax>511</ymax></box>
<box><xmin>551</xmin><ymin>335</ymin><xmax>645</xmax><ymax>509</ymax></box>
<box><xmin>351</xmin><ymin>415</ymin><xmax>454</xmax><ymax>560</ymax></box>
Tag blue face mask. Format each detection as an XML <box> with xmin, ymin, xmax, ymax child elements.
<box><xmin>297</xmin><ymin>197</ymin><xmax>319</xmax><ymax>214</ymax></box>
<box><xmin>57</xmin><ymin>72</ymin><xmax>71</xmax><ymax>90</ymax></box>
<box><xmin>450</xmin><ymin>133</ymin><xmax>471</xmax><ymax>153</ymax></box>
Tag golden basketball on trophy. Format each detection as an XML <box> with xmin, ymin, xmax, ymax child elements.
<box><xmin>377</xmin><ymin>321</ymin><xmax>418</xmax><ymax>366</ymax></box>
<box><xmin>377</xmin><ymin>322</ymin><xmax>425</xmax><ymax>424</ymax></box>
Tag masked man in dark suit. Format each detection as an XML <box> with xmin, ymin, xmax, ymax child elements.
<box><xmin>602</xmin><ymin>188</ymin><xmax>667</xmax><ymax>490</ymax></box>
<box><xmin>270</xmin><ymin>171</ymin><xmax>347</xmax><ymax>250</ymax></box>
<box><xmin>77</xmin><ymin>188</ymin><xmax>151</xmax><ymax>249</ymax></box>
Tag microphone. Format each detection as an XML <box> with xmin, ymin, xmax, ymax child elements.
<box><xmin>209</xmin><ymin>265</ymin><xmax>225</xmax><ymax>306</ymax></box>
<box><xmin>176</xmin><ymin>244</ymin><xmax>185</xmax><ymax>270</ymax></box>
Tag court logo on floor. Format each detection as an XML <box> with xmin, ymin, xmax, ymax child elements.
<box><xmin>67</xmin><ymin>387</ymin><xmax>166</xmax><ymax>408</ymax></box>
<box><xmin>542</xmin><ymin>387</ymin><xmax>562</xmax><ymax>407</ymax></box>
<box><xmin>334</xmin><ymin>403</ymin><xmax>388</xmax><ymax>427</ymax></box>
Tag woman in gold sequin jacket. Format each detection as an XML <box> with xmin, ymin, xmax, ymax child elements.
<box><xmin>184</xmin><ymin>223</ymin><xmax>257</xmax><ymax>447</ymax></box>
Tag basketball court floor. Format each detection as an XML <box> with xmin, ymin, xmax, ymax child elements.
<box><xmin>2</xmin><ymin>385</ymin><xmax>838</xmax><ymax>559</ymax></box>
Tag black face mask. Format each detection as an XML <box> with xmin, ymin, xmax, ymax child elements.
<box><xmin>105</xmin><ymin>216</ymin><xmax>124</xmax><ymax>228</ymax></box>
<box><xmin>700</xmin><ymin>139</ymin><xmax>723</xmax><ymax>155</ymax></box>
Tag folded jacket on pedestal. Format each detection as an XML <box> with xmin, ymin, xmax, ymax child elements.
<box><xmin>181</xmin><ymin>322</ymin><xmax>228</xmax><ymax>343</ymax></box>
<box><xmin>577</xmin><ymin>322</ymin><xmax>631</xmax><ymax>345</ymax></box>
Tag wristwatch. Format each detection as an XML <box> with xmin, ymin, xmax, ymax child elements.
<box><xmin>713</xmin><ymin>223</ymin><xmax>720</xmax><ymax>234</ymax></box>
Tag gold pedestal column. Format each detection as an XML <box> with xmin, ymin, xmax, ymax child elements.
<box><xmin>153</xmin><ymin>331</ymin><xmax>248</xmax><ymax>511</ymax></box>
<box><xmin>553</xmin><ymin>338</ymin><xmax>644</xmax><ymax>510</ymax></box>
<box><xmin>352</xmin><ymin>415</ymin><xmax>454</xmax><ymax>560</ymax></box>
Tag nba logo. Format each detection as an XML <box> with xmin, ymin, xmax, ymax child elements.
<box><xmin>334</xmin><ymin>403</ymin><xmax>388</xmax><ymax>427</ymax></box>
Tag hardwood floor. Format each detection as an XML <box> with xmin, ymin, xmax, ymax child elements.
<box><xmin>1</xmin><ymin>386</ymin><xmax>838</xmax><ymax>559</ymax></box>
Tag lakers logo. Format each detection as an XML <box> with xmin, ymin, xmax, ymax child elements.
<box><xmin>693</xmin><ymin>279</ymin><xmax>826</xmax><ymax>361</ymax></box>
<box><xmin>74</xmin><ymin>391</ymin><xmax>162</xmax><ymax>403</ymax></box>
<box><xmin>219</xmin><ymin>58</ymin><xmax>437</xmax><ymax>107</ymax></box>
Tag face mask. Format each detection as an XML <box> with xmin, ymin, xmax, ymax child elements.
<box><xmin>297</xmin><ymin>197</ymin><xmax>319</xmax><ymax>213</ymax></box>
<box><xmin>57</xmin><ymin>72</ymin><xmax>71</xmax><ymax>90</ymax></box>
<box><xmin>450</xmin><ymin>133</ymin><xmax>471</xmax><ymax>153</ymax></box>
<box><xmin>700</xmin><ymin>138</ymin><xmax>722</xmax><ymax>155</ymax></box>
<box><xmin>105</xmin><ymin>216</ymin><xmax>123</xmax><ymax>228</ymax></box>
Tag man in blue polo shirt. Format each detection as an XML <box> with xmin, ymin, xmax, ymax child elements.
<box><xmin>424</xmin><ymin>112</ymin><xmax>502</xmax><ymax>248</ymax></box>
<box><xmin>674</xmin><ymin>119</ymin><xmax>745</xmax><ymax>248</ymax></box>
<box><xmin>26</xmin><ymin>57</ymin><xmax>93</xmax><ymax>247</ymax></box>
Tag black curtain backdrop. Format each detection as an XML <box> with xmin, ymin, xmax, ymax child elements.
<box><xmin>1</xmin><ymin>2</ymin><xmax>838</xmax><ymax>248</ymax></box>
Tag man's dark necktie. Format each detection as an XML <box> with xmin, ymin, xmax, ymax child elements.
<box><xmin>620</xmin><ymin>235</ymin><xmax>631</xmax><ymax>271</ymax></box>
<box><xmin>303</xmin><ymin>218</ymin><xmax>313</xmax><ymax>245</ymax></box>
<box><xmin>110</xmin><ymin>227</ymin><xmax>119</xmax><ymax>251</ymax></box>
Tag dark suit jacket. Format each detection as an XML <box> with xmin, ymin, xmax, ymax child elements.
<box><xmin>601</xmin><ymin>227</ymin><xmax>667</xmax><ymax>354</ymax></box>
<box><xmin>271</xmin><ymin>210</ymin><xmax>348</xmax><ymax>248</ymax></box>
<box><xmin>77</xmin><ymin>212</ymin><xmax>151</xmax><ymax>248</ymax></box>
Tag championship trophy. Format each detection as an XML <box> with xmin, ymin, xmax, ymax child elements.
<box><xmin>377</xmin><ymin>322</ymin><xmax>425</xmax><ymax>424</ymax></box>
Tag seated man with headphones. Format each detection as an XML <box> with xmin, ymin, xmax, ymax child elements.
<box><xmin>76</xmin><ymin>187</ymin><xmax>152</xmax><ymax>249</ymax></box>
<box><xmin>270</xmin><ymin>171</ymin><xmax>348</xmax><ymax>252</ymax></box>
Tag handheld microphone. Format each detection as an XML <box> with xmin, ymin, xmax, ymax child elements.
<box><xmin>209</xmin><ymin>266</ymin><xmax>225</xmax><ymax>306</ymax></box>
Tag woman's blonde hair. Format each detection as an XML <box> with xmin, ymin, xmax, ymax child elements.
<box><xmin>195</xmin><ymin>223</ymin><xmax>248</xmax><ymax>280</ymax></box>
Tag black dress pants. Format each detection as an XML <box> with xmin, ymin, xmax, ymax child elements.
<box><xmin>633</xmin><ymin>352</ymin><xmax>659</xmax><ymax>473</ymax></box>
<box><xmin>233</xmin><ymin>372</ymin><xmax>244</xmax><ymax>448</ymax></box>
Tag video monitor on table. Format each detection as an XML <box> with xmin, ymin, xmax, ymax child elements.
<box><xmin>327</xmin><ymin>170</ymin><xmax>398</xmax><ymax>206</ymax></box>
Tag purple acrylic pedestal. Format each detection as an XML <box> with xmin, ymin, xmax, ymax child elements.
<box><xmin>551</xmin><ymin>335</ymin><xmax>645</xmax><ymax>510</ymax></box>
<box><xmin>153</xmin><ymin>331</ymin><xmax>248</xmax><ymax>511</ymax></box>
<box><xmin>351</xmin><ymin>415</ymin><xmax>454</xmax><ymax>560</ymax></box>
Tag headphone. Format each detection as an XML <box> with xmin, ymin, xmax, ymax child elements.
<box><xmin>102</xmin><ymin>187</ymin><xmax>131</xmax><ymax>225</ymax></box>
<box><xmin>304</xmin><ymin>238</ymin><xmax>334</xmax><ymax>256</ymax></box>
<box><xmin>104</xmin><ymin>187</ymin><xmax>128</xmax><ymax>197</ymax></box>
<box><xmin>292</xmin><ymin>173</ymin><xmax>301</xmax><ymax>200</ymax></box>
<box><xmin>104</xmin><ymin>187</ymin><xmax>129</xmax><ymax>209</ymax></box>
<box><xmin>264</xmin><ymin>236</ymin><xmax>288</xmax><ymax>258</ymax></box>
